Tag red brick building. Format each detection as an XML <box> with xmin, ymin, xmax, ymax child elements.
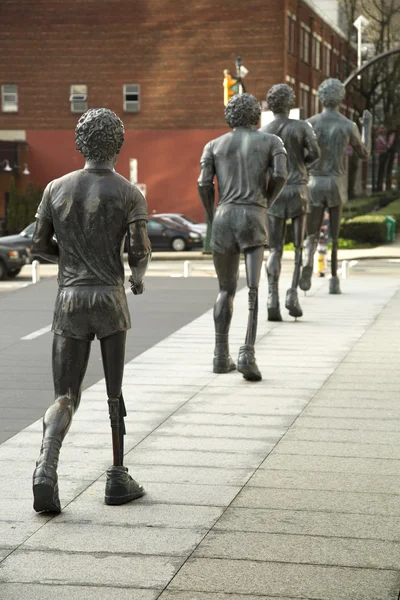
<box><xmin>0</xmin><ymin>0</ymin><xmax>355</xmax><ymax>226</ymax></box>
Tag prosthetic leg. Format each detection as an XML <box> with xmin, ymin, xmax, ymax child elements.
<box><xmin>101</xmin><ymin>332</ymin><xmax>144</xmax><ymax>505</ymax></box>
<box><xmin>266</xmin><ymin>215</ymin><xmax>286</xmax><ymax>321</ymax></box>
<box><xmin>328</xmin><ymin>205</ymin><xmax>342</xmax><ymax>294</ymax></box>
<box><xmin>237</xmin><ymin>247</ymin><xmax>264</xmax><ymax>381</ymax></box>
<box><xmin>299</xmin><ymin>205</ymin><xmax>325</xmax><ymax>292</ymax></box>
<box><xmin>104</xmin><ymin>393</ymin><xmax>144</xmax><ymax>505</ymax></box>
<box><xmin>285</xmin><ymin>215</ymin><xmax>306</xmax><ymax>318</ymax></box>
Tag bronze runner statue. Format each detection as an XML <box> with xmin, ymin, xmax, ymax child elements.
<box><xmin>260</xmin><ymin>84</ymin><xmax>320</xmax><ymax>320</ymax></box>
<box><xmin>198</xmin><ymin>93</ymin><xmax>287</xmax><ymax>381</ymax></box>
<box><xmin>300</xmin><ymin>78</ymin><xmax>371</xmax><ymax>294</ymax></box>
<box><xmin>31</xmin><ymin>108</ymin><xmax>151</xmax><ymax>513</ymax></box>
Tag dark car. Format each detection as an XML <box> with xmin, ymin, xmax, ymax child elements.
<box><xmin>0</xmin><ymin>244</ymin><xmax>28</xmax><ymax>279</ymax></box>
<box><xmin>124</xmin><ymin>217</ymin><xmax>203</xmax><ymax>252</ymax></box>
<box><xmin>147</xmin><ymin>217</ymin><xmax>203</xmax><ymax>251</ymax></box>
<box><xmin>0</xmin><ymin>222</ymin><xmax>36</xmax><ymax>261</ymax></box>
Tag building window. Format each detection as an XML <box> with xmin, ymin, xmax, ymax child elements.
<box><xmin>323</xmin><ymin>43</ymin><xmax>332</xmax><ymax>77</ymax></box>
<box><xmin>300</xmin><ymin>24</ymin><xmax>310</xmax><ymax>64</ymax></box>
<box><xmin>287</xmin><ymin>11</ymin><xmax>296</xmax><ymax>55</ymax></box>
<box><xmin>312</xmin><ymin>89</ymin><xmax>319</xmax><ymax>115</ymax></box>
<box><xmin>300</xmin><ymin>83</ymin><xmax>310</xmax><ymax>118</ymax></box>
<box><xmin>124</xmin><ymin>84</ymin><xmax>140</xmax><ymax>113</ymax></box>
<box><xmin>286</xmin><ymin>75</ymin><xmax>296</xmax><ymax>88</ymax></box>
<box><xmin>1</xmin><ymin>84</ymin><xmax>18</xmax><ymax>113</ymax></box>
<box><xmin>69</xmin><ymin>84</ymin><xmax>88</xmax><ymax>113</ymax></box>
<box><xmin>312</xmin><ymin>34</ymin><xmax>321</xmax><ymax>70</ymax></box>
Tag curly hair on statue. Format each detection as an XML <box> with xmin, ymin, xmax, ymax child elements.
<box><xmin>266</xmin><ymin>84</ymin><xmax>295</xmax><ymax>114</ymax></box>
<box><xmin>318</xmin><ymin>78</ymin><xmax>345</xmax><ymax>108</ymax></box>
<box><xmin>225</xmin><ymin>93</ymin><xmax>261</xmax><ymax>129</ymax></box>
<box><xmin>75</xmin><ymin>108</ymin><xmax>125</xmax><ymax>162</ymax></box>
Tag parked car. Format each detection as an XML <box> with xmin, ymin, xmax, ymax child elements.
<box><xmin>153</xmin><ymin>213</ymin><xmax>207</xmax><ymax>238</ymax></box>
<box><xmin>0</xmin><ymin>222</ymin><xmax>35</xmax><ymax>258</ymax></box>
<box><xmin>0</xmin><ymin>244</ymin><xmax>28</xmax><ymax>279</ymax></box>
<box><xmin>124</xmin><ymin>217</ymin><xmax>203</xmax><ymax>252</ymax></box>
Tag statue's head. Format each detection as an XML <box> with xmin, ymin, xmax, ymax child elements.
<box><xmin>225</xmin><ymin>93</ymin><xmax>261</xmax><ymax>129</ymax></box>
<box><xmin>318</xmin><ymin>78</ymin><xmax>345</xmax><ymax>108</ymax></box>
<box><xmin>75</xmin><ymin>108</ymin><xmax>125</xmax><ymax>162</ymax></box>
<box><xmin>266</xmin><ymin>84</ymin><xmax>295</xmax><ymax>114</ymax></box>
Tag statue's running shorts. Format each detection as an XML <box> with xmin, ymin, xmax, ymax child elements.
<box><xmin>211</xmin><ymin>204</ymin><xmax>268</xmax><ymax>254</ymax></box>
<box><xmin>52</xmin><ymin>285</ymin><xmax>131</xmax><ymax>341</ymax></box>
<box><xmin>308</xmin><ymin>175</ymin><xmax>344</xmax><ymax>209</ymax></box>
<box><xmin>268</xmin><ymin>184</ymin><xmax>309</xmax><ymax>220</ymax></box>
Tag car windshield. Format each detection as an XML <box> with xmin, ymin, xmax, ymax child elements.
<box><xmin>153</xmin><ymin>217</ymin><xmax>181</xmax><ymax>228</ymax></box>
<box><xmin>180</xmin><ymin>215</ymin><xmax>198</xmax><ymax>224</ymax></box>
<box><xmin>21</xmin><ymin>222</ymin><xmax>36</xmax><ymax>238</ymax></box>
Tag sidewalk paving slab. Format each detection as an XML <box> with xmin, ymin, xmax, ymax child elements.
<box><xmin>1</xmin><ymin>274</ymin><xmax>400</xmax><ymax>599</ymax></box>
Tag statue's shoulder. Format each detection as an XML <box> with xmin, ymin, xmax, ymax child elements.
<box><xmin>49</xmin><ymin>169</ymin><xmax>83</xmax><ymax>190</ymax></box>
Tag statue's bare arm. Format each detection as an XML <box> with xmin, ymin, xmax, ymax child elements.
<box><xmin>31</xmin><ymin>218</ymin><xmax>59</xmax><ymax>263</ymax></box>
<box><xmin>352</xmin><ymin>110</ymin><xmax>372</xmax><ymax>160</ymax></box>
<box><xmin>127</xmin><ymin>220</ymin><xmax>151</xmax><ymax>295</ymax></box>
<box><xmin>268</xmin><ymin>152</ymin><xmax>288</xmax><ymax>207</ymax></box>
<box><xmin>198</xmin><ymin>161</ymin><xmax>216</xmax><ymax>224</ymax></box>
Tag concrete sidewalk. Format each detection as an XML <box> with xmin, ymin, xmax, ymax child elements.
<box><xmin>1</xmin><ymin>273</ymin><xmax>400</xmax><ymax>599</ymax></box>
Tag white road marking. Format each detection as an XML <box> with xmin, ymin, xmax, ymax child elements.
<box><xmin>21</xmin><ymin>325</ymin><xmax>52</xmax><ymax>340</ymax></box>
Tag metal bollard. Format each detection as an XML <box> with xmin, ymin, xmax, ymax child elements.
<box><xmin>32</xmin><ymin>260</ymin><xmax>40</xmax><ymax>284</ymax></box>
<box><xmin>341</xmin><ymin>260</ymin><xmax>349</xmax><ymax>279</ymax></box>
<box><xmin>183</xmin><ymin>260</ymin><xmax>191</xmax><ymax>278</ymax></box>
<box><xmin>261</xmin><ymin>260</ymin><xmax>266</xmax><ymax>279</ymax></box>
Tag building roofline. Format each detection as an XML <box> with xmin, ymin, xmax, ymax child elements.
<box><xmin>302</xmin><ymin>0</ymin><xmax>348</xmax><ymax>41</ymax></box>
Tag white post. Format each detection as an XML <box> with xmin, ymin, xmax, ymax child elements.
<box><xmin>183</xmin><ymin>260</ymin><xmax>191</xmax><ymax>278</ymax></box>
<box><xmin>341</xmin><ymin>260</ymin><xmax>348</xmax><ymax>279</ymax></box>
<box><xmin>32</xmin><ymin>260</ymin><xmax>40</xmax><ymax>284</ymax></box>
<box><xmin>261</xmin><ymin>260</ymin><xmax>266</xmax><ymax>279</ymax></box>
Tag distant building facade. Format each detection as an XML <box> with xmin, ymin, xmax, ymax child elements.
<box><xmin>0</xmin><ymin>0</ymin><xmax>356</xmax><ymax>226</ymax></box>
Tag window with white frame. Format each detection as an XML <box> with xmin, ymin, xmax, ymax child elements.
<box><xmin>123</xmin><ymin>84</ymin><xmax>140</xmax><ymax>113</ymax></box>
<box><xmin>312</xmin><ymin>34</ymin><xmax>321</xmax><ymax>70</ymax></box>
<box><xmin>286</xmin><ymin>75</ymin><xmax>296</xmax><ymax>88</ymax></box>
<box><xmin>300</xmin><ymin>23</ymin><xmax>310</xmax><ymax>63</ymax></box>
<box><xmin>312</xmin><ymin>89</ymin><xmax>319</xmax><ymax>115</ymax></box>
<box><xmin>69</xmin><ymin>84</ymin><xmax>88</xmax><ymax>113</ymax></box>
<box><xmin>323</xmin><ymin>42</ymin><xmax>332</xmax><ymax>77</ymax></box>
<box><xmin>1</xmin><ymin>84</ymin><xmax>18</xmax><ymax>113</ymax></box>
<box><xmin>287</xmin><ymin>11</ymin><xmax>296</xmax><ymax>55</ymax></box>
<box><xmin>300</xmin><ymin>83</ymin><xmax>310</xmax><ymax>118</ymax></box>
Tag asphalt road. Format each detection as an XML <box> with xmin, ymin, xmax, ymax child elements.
<box><xmin>1</xmin><ymin>258</ymin><xmax>400</xmax><ymax>444</ymax></box>
<box><xmin>0</xmin><ymin>276</ymin><xmax>229</xmax><ymax>444</ymax></box>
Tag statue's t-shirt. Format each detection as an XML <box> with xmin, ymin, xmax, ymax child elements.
<box><xmin>36</xmin><ymin>168</ymin><xmax>148</xmax><ymax>287</ymax></box>
<box><xmin>199</xmin><ymin>127</ymin><xmax>286</xmax><ymax>209</ymax></box>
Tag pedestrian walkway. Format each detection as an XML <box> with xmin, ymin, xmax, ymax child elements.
<box><xmin>0</xmin><ymin>272</ymin><xmax>400</xmax><ymax>599</ymax></box>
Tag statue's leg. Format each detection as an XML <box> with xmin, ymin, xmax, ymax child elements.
<box><xmin>286</xmin><ymin>214</ymin><xmax>306</xmax><ymax>318</ymax></box>
<box><xmin>300</xmin><ymin>206</ymin><xmax>325</xmax><ymax>291</ymax></box>
<box><xmin>101</xmin><ymin>330</ymin><xmax>144</xmax><ymax>505</ymax></box>
<box><xmin>237</xmin><ymin>246</ymin><xmax>264</xmax><ymax>381</ymax></box>
<box><xmin>33</xmin><ymin>334</ymin><xmax>91</xmax><ymax>513</ymax></box>
<box><xmin>329</xmin><ymin>204</ymin><xmax>343</xmax><ymax>294</ymax></box>
<box><xmin>266</xmin><ymin>214</ymin><xmax>286</xmax><ymax>321</ymax></box>
<box><xmin>212</xmin><ymin>249</ymin><xmax>240</xmax><ymax>373</ymax></box>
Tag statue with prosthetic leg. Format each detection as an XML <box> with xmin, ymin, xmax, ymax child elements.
<box><xmin>198</xmin><ymin>94</ymin><xmax>287</xmax><ymax>381</ymax></box>
<box><xmin>260</xmin><ymin>84</ymin><xmax>320</xmax><ymax>320</ymax></box>
<box><xmin>300</xmin><ymin>78</ymin><xmax>371</xmax><ymax>294</ymax></box>
<box><xmin>31</xmin><ymin>108</ymin><xmax>151</xmax><ymax>513</ymax></box>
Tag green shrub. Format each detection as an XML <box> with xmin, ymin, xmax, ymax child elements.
<box><xmin>340</xmin><ymin>215</ymin><xmax>387</xmax><ymax>245</ymax></box>
<box><xmin>375</xmin><ymin>199</ymin><xmax>400</xmax><ymax>221</ymax></box>
<box><xmin>342</xmin><ymin>196</ymin><xmax>379</xmax><ymax>218</ymax></box>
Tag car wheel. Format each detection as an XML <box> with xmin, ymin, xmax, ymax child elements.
<box><xmin>171</xmin><ymin>237</ymin><xmax>186</xmax><ymax>252</ymax></box>
<box><xmin>7</xmin><ymin>268</ymin><xmax>21</xmax><ymax>278</ymax></box>
<box><xmin>0</xmin><ymin>260</ymin><xmax>6</xmax><ymax>281</ymax></box>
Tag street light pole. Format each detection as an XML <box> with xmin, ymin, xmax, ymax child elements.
<box><xmin>353</xmin><ymin>15</ymin><xmax>369</xmax><ymax>79</ymax></box>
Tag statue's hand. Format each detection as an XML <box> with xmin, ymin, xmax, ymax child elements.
<box><xmin>360</xmin><ymin>109</ymin><xmax>372</xmax><ymax>124</ymax></box>
<box><xmin>129</xmin><ymin>279</ymin><xmax>144</xmax><ymax>295</ymax></box>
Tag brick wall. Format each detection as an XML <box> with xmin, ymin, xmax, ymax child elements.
<box><xmin>0</xmin><ymin>0</ymin><xmax>285</xmax><ymax>130</ymax></box>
